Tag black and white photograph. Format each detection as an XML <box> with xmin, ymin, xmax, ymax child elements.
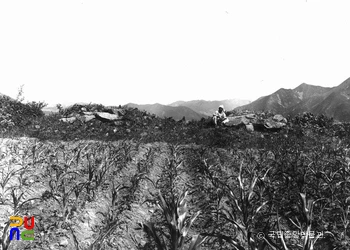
<box><xmin>1</xmin><ymin>0</ymin><xmax>350</xmax><ymax>249</ymax></box>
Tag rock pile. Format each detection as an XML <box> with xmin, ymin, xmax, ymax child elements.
<box><xmin>225</xmin><ymin>113</ymin><xmax>288</xmax><ymax>131</ymax></box>
<box><xmin>59</xmin><ymin>104</ymin><xmax>125</xmax><ymax>124</ymax></box>
<box><xmin>58</xmin><ymin>103</ymin><xmax>289</xmax><ymax>135</ymax></box>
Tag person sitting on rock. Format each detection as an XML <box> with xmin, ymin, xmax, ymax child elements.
<box><xmin>213</xmin><ymin>105</ymin><xmax>228</xmax><ymax>127</ymax></box>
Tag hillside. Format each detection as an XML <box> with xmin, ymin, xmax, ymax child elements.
<box><xmin>126</xmin><ymin>103</ymin><xmax>206</xmax><ymax>121</ymax></box>
<box><xmin>170</xmin><ymin>99</ymin><xmax>250</xmax><ymax>116</ymax></box>
<box><xmin>310</xmin><ymin>78</ymin><xmax>350</xmax><ymax>121</ymax></box>
<box><xmin>0</xmin><ymin>100</ymin><xmax>350</xmax><ymax>250</ymax></box>
<box><xmin>235</xmin><ymin>88</ymin><xmax>301</xmax><ymax>114</ymax></box>
<box><xmin>236</xmin><ymin>77</ymin><xmax>350</xmax><ymax>122</ymax></box>
<box><xmin>1</xmin><ymin>96</ymin><xmax>350</xmax><ymax>249</ymax></box>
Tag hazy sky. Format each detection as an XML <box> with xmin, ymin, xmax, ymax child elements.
<box><xmin>1</xmin><ymin>0</ymin><xmax>349</xmax><ymax>106</ymax></box>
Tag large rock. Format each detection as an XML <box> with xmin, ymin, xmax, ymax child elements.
<box><xmin>264</xmin><ymin>118</ymin><xmax>286</xmax><ymax>129</ymax></box>
<box><xmin>273</xmin><ymin>114</ymin><xmax>287</xmax><ymax>123</ymax></box>
<box><xmin>245</xmin><ymin>114</ymin><xmax>257</xmax><ymax>120</ymax></box>
<box><xmin>112</xmin><ymin>108</ymin><xmax>126</xmax><ymax>116</ymax></box>
<box><xmin>95</xmin><ymin>112</ymin><xmax>122</xmax><ymax>122</ymax></box>
<box><xmin>246</xmin><ymin>124</ymin><xmax>254</xmax><ymax>132</ymax></box>
<box><xmin>79</xmin><ymin>114</ymin><xmax>95</xmax><ymax>122</ymax></box>
<box><xmin>225</xmin><ymin>116</ymin><xmax>250</xmax><ymax>127</ymax></box>
<box><xmin>226</xmin><ymin>113</ymin><xmax>287</xmax><ymax>131</ymax></box>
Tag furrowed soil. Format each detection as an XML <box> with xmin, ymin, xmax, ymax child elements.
<box><xmin>0</xmin><ymin>138</ymin><xmax>240</xmax><ymax>250</ymax></box>
<box><xmin>1</xmin><ymin>117</ymin><xmax>350</xmax><ymax>250</ymax></box>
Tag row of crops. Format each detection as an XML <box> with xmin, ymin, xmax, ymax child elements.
<box><xmin>0</xmin><ymin>129</ymin><xmax>350</xmax><ymax>250</ymax></box>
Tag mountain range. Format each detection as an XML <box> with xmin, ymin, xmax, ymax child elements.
<box><xmin>169</xmin><ymin>99</ymin><xmax>250</xmax><ymax>116</ymax></box>
<box><xmin>126</xmin><ymin>103</ymin><xmax>206</xmax><ymax>121</ymax></box>
<box><xmin>14</xmin><ymin>77</ymin><xmax>350</xmax><ymax>122</ymax></box>
<box><xmin>126</xmin><ymin>99</ymin><xmax>250</xmax><ymax>121</ymax></box>
<box><xmin>235</xmin><ymin>77</ymin><xmax>350</xmax><ymax>122</ymax></box>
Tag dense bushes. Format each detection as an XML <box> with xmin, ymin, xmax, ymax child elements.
<box><xmin>0</xmin><ymin>96</ymin><xmax>46</xmax><ymax>134</ymax></box>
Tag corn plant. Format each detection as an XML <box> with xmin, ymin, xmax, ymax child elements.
<box><xmin>90</xmin><ymin>182</ymin><xmax>127</xmax><ymax>250</ymax></box>
<box><xmin>272</xmin><ymin>193</ymin><xmax>332</xmax><ymax>250</ymax></box>
<box><xmin>323</xmin><ymin>162</ymin><xmax>350</xmax><ymax>247</ymax></box>
<box><xmin>0</xmin><ymin>139</ymin><xmax>42</xmax><ymax>250</ymax></box>
<box><xmin>89</xmin><ymin>142</ymin><xmax>150</xmax><ymax>250</ymax></box>
<box><xmin>139</xmin><ymin>190</ymin><xmax>207</xmax><ymax>250</ymax></box>
<box><xmin>81</xmin><ymin>143</ymin><xmax>120</xmax><ymax>200</ymax></box>
<box><xmin>216</xmin><ymin>161</ymin><xmax>270</xmax><ymax>250</ymax></box>
<box><xmin>192</xmin><ymin>156</ymin><xmax>232</xmax><ymax>248</ymax></box>
<box><xmin>305</xmin><ymin>145</ymin><xmax>350</xmax><ymax>248</ymax></box>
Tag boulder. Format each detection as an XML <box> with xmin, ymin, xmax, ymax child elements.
<box><xmin>112</xmin><ymin>108</ymin><xmax>126</xmax><ymax>116</ymax></box>
<box><xmin>227</xmin><ymin>113</ymin><xmax>287</xmax><ymax>131</ymax></box>
<box><xmin>246</xmin><ymin>124</ymin><xmax>254</xmax><ymax>132</ymax></box>
<box><xmin>245</xmin><ymin>114</ymin><xmax>257</xmax><ymax>120</ymax></box>
<box><xmin>95</xmin><ymin>112</ymin><xmax>121</xmax><ymax>122</ymax></box>
<box><xmin>273</xmin><ymin>114</ymin><xmax>287</xmax><ymax>123</ymax></box>
<box><xmin>264</xmin><ymin>118</ymin><xmax>286</xmax><ymax>129</ymax></box>
<box><xmin>225</xmin><ymin>116</ymin><xmax>250</xmax><ymax>127</ymax></box>
<box><xmin>80</xmin><ymin>114</ymin><xmax>95</xmax><ymax>122</ymax></box>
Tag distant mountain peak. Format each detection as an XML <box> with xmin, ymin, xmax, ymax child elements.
<box><xmin>297</xmin><ymin>82</ymin><xmax>309</xmax><ymax>87</ymax></box>
<box><xmin>169</xmin><ymin>99</ymin><xmax>251</xmax><ymax>116</ymax></box>
<box><xmin>126</xmin><ymin>103</ymin><xmax>205</xmax><ymax>121</ymax></box>
<box><xmin>337</xmin><ymin>77</ymin><xmax>350</xmax><ymax>89</ymax></box>
<box><xmin>235</xmin><ymin>77</ymin><xmax>350</xmax><ymax>122</ymax></box>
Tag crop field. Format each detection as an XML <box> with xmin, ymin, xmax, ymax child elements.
<box><xmin>1</xmin><ymin>119</ymin><xmax>350</xmax><ymax>250</ymax></box>
<box><xmin>1</xmin><ymin>98</ymin><xmax>350</xmax><ymax>249</ymax></box>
